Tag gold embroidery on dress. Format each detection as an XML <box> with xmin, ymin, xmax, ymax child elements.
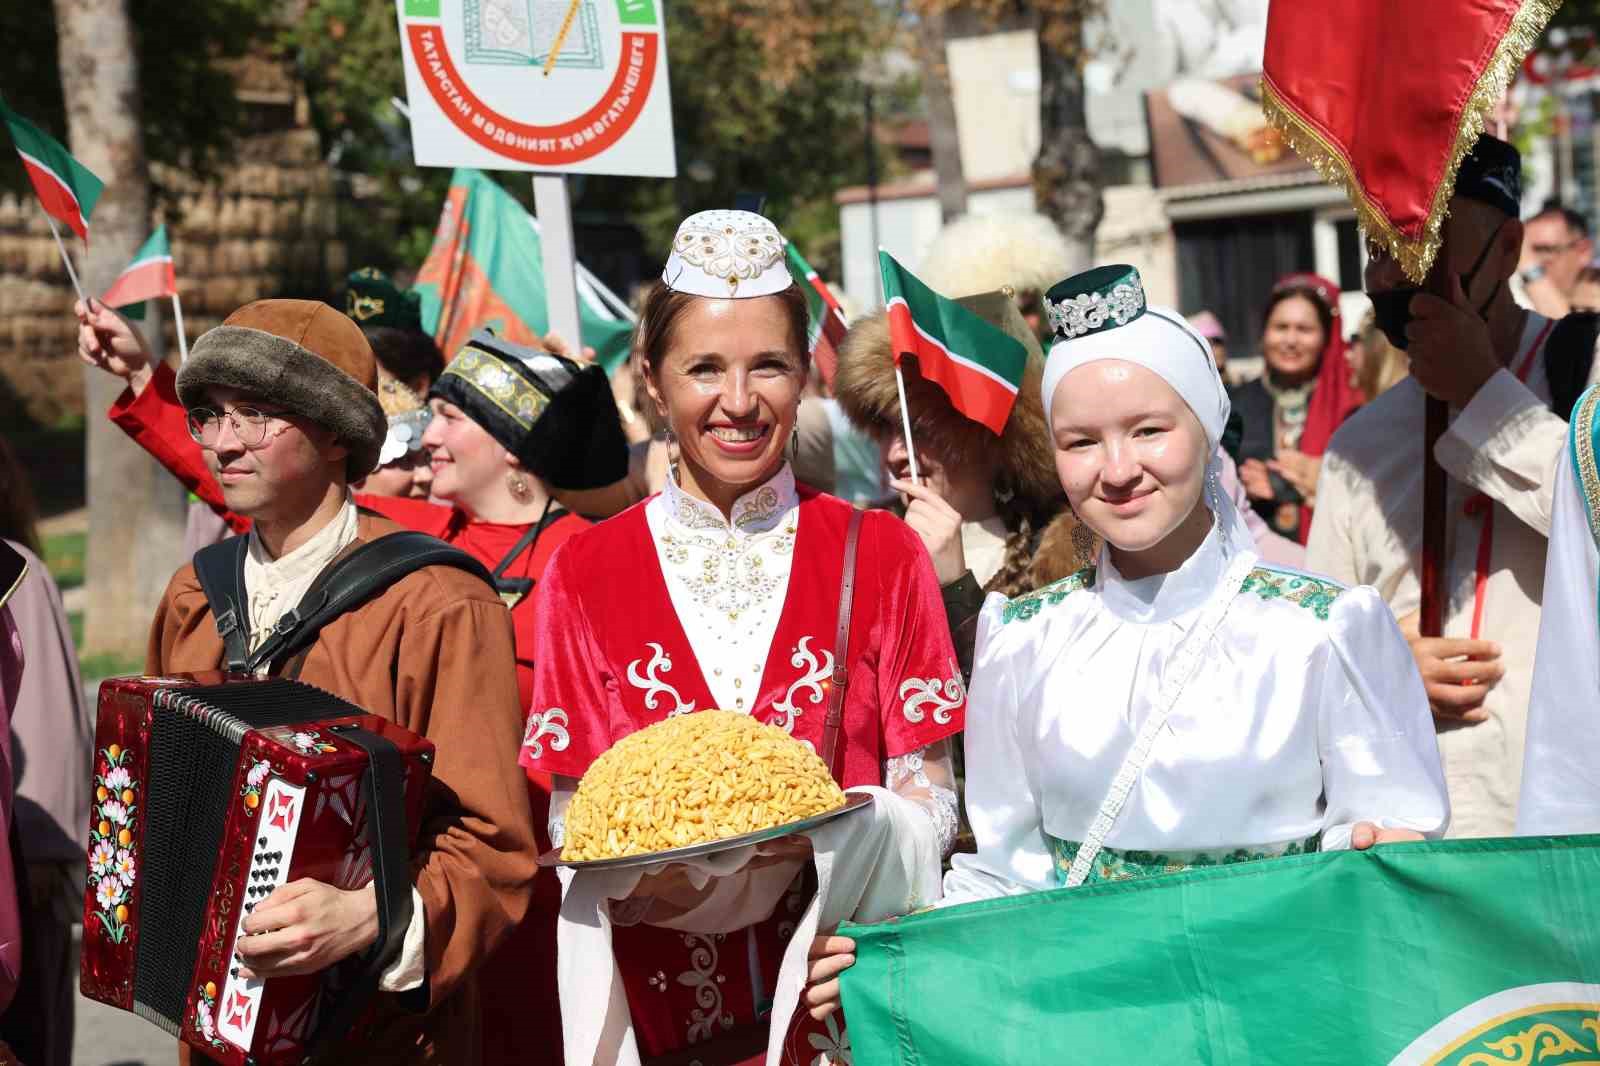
<box><xmin>1575</xmin><ymin>386</ymin><xmax>1600</xmax><ymax>552</ymax></box>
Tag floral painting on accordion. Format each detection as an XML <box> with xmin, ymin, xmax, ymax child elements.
<box><xmin>87</xmin><ymin>743</ymin><xmax>139</xmax><ymax>944</ymax></box>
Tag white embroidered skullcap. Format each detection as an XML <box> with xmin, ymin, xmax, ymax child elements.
<box><xmin>661</xmin><ymin>209</ymin><xmax>793</xmax><ymax>298</ymax></box>
<box><xmin>1040</xmin><ymin>264</ymin><xmax>1230</xmax><ymax>448</ymax></box>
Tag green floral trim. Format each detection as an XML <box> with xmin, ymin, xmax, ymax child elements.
<box><xmin>1001</xmin><ymin>568</ymin><xmax>1096</xmax><ymax>625</ymax></box>
<box><xmin>1239</xmin><ymin>567</ymin><xmax>1346</xmax><ymax>621</ymax></box>
<box><xmin>1050</xmin><ymin>834</ymin><xmax>1322</xmax><ymax>886</ymax></box>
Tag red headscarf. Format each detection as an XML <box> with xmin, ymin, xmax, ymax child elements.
<box><xmin>1268</xmin><ymin>271</ymin><xmax>1363</xmax><ymax>542</ymax></box>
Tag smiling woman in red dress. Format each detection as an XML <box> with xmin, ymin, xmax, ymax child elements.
<box><xmin>521</xmin><ymin>210</ymin><xmax>965</xmax><ymax>1066</ymax></box>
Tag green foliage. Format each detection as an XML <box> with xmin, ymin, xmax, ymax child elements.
<box><xmin>43</xmin><ymin>529</ymin><xmax>85</xmax><ymax>592</ymax></box>
<box><xmin>0</xmin><ymin>0</ymin><xmax>273</xmax><ymax>205</ymax></box>
<box><xmin>581</xmin><ymin>1</ymin><xmax>911</xmax><ymax>259</ymax></box>
<box><xmin>281</xmin><ymin>1</ymin><xmax>454</xmax><ymax>273</ymax></box>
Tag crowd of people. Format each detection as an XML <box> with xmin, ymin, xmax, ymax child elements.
<box><xmin>0</xmin><ymin>128</ymin><xmax>1594</xmax><ymax>1065</ymax></box>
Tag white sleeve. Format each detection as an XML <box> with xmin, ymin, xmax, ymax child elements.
<box><xmin>378</xmin><ymin>887</ymin><xmax>428</xmax><ymax>992</ymax></box>
<box><xmin>1519</xmin><ymin>442</ymin><xmax>1600</xmax><ymax>834</ymax></box>
<box><xmin>1315</xmin><ymin>586</ymin><xmax>1451</xmax><ymax>850</ymax></box>
<box><xmin>1304</xmin><ymin>450</ymin><xmax>1363</xmax><ymax>589</ymax></box>
<box><xmin>940</xmin><ymin>596</ymin><xmax>1055</xmax><ymax>905</ymax></box>
<box><xmin>885</xmin><ymin>739</ymin><xmax>960</xmax><ymax>859</ymax></box>
<box><xmin>1435</xmin><ymin>368</ymin><xmax>1566</xmax><ymax>537</ymax></box>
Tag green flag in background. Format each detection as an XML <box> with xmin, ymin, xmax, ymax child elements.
<box><xmin>414</xmin><ymin>168</ymin><xmax>634</xmax><ymax>371</ymax></box>
<box><xmin>839</xmin><ymin>836</ymin><xmax>1600</xmax><ymax>1065</ymax></box>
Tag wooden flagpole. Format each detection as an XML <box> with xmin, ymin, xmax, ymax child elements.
<box><xmin>1420</xmin><ymin>397</ymin><xmax>1447</xmax><ymax>636</ymax></box>
<box><xmin>893</xmin><ymin>363</ymin><xmax>922</xmax><ymax>485</ymax></box>
<box><xmin>170</xmin><ymin>291</ymin><xmax>189</xmax><ymax>362</ymax></box>
<box><xmin>42</xmin><ymin>212</ymin><xmax>86</xmax><ymax>303</ymax></box>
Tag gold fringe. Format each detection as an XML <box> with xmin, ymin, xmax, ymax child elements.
<box><xmin>1260</xmin><ymin>0</ymin><xmax>1562</xmax><ymax>284</ymax></box>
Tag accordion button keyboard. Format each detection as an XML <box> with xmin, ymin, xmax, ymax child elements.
<box><xmin>216</xmin><ymin>776</ymin><xmax>306</xmax><ymax>1052</ymax></box>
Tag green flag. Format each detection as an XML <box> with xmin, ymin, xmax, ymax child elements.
<box><xmin>414</xmin><ymin>168</ymin><xmax>633</xmax><ymax>370</ymax></box>
<box><xmin>840</xmin><ymin>836</ymin><xmax>1600</xmax><ymax>1064</ymax></box>
<box><xmin>0</xmin><ymin>94</ymin><xmax>103</xmax><ymax>241</ymax></box>
<box><xmin>879</xmin><ymin>249</ymin><xmax>1027</xmax><ymax>434</ymax></box>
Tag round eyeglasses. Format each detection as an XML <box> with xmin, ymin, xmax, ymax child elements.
<box><xmin>184</xmin><ymin>405</ymin><xmax>289</xmax><ymax>449</ymax></box>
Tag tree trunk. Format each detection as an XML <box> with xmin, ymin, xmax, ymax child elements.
<box><xmin>916</xmin><ymin>7</ymin><xmax>968</xmax><ymax>221</ymax></box>
<box><xmin>53</xmin><ymin>0</ymin><xmax>187</xmax><ymax>663</ymax></box>
<box><xmin>1035</xmin><ymin>29</ymin><xmax>1103</xmax><ymax>272</ymax></box>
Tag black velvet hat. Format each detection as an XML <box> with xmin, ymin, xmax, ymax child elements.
<box><xmin>430</xmin><ymin>330</ymin><xmax>628</xmax><ymax>491</ymax></box>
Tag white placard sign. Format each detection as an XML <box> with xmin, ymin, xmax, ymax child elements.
<box><xmin>395</xmin><ymin>0</ymin><xmax>676</xmax><ymax>177</ymax></box>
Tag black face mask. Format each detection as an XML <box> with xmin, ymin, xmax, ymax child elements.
<box><xmin>1369</xmin><ymin>221</ymin><xmax>1506</xmax><ymax>350</ymax></box>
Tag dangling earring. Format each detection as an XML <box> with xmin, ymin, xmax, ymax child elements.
<box><xmin>507</xmin><ymin>471</ymin><xmax>533</xmax><ymax>504</ymax></box>
<box><xmin>664</xmin><ymin>429</ymin><xmax>680</xmax><ymax>483</ymax></box>
<box><xmin>1205</xmin><ymin>464</ymin><xmax>1224</xmax><ymax>552</ymax></box>
<box><xmin>994</xmin><ymin>481</ymin><xmax>1015</xmax><ymax>507</ymax></box>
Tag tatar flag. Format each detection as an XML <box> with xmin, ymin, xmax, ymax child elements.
<box><xmin>841</xmin><ymin>836</ymin><xmax>1600</xmax><ymax>1064</ymax></box>
<box><xmin>0</xmin><ymin>95</ymin><xmax>103</xmax><ymax>242</ymax></box>
<box><xmin>1261</xmin><ymin>0</ymin><xmax>1558</xmax><ymax>283</ymax></box>
<box><xmin>879</xmin><ymin>249</ymin><xmax>1026</xmax><ymax>435</ymax></box>
<box><xmin>414</xmin><ymin>168</ymin><xmax>633</xmax><ymax>371</ymax></box>
<box><xmin>785</xmin><ymin>242</ymin><xmax>848</xmax><ymax>389</ymax></box>
<box><xmin>101</xmin><ymin>226</ymin><xmax>176</xmax><ymax>309</ymax></box>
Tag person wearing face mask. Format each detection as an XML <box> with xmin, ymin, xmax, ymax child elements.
<box><xmin>1307</xmin><ymin>133</ymin><xmax>1600</xmax><ymax>839</ymax></box>
<box><xmin>1231</xmin><ymin>273</ymin><xmax>1363</xmax><ymax>543</ymax></box>
<box><xmin>521</xmin><ymin>210</ymin><xmax>964</xmax><ymax>1066</ymax></box>
<box><xmin>803</xmin><ymin>265</ymin><xmax>1448</xmax><ymax>1011</ymax></box>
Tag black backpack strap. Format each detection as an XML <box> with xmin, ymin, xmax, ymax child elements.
<box><xmin>193</xmin><ymin>535</ymin><xmax>252</xmax><ymax>672</ymax></box>
<box><xmin>1546</xmin><ymin>311</ymin><xmax>1600</xmax><ymax>421</ymax></box>
<box><xmin>304</xmin><ymin>722</ymin><xmax>417</xmax><ymax>1059</ymax></box>
<box><xmin>249</xmin><ymin>531</ymin><xmax>494</xmax><ymax>676</ymax></box>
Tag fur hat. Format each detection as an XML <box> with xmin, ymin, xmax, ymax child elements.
<box><xmin>834</xmin><ymin>291</ymin><xmax>1060</xmax><ymax>508</ymax></box>
<box><xmin>916</xmin><ymin>212</ymin><xmax>1075</xmax><ymax>300</ymax></box>
<box><xmin>178</xmin><ymin>299</ymin><xmax>387</xmax><ymax>480</ymax></box>
<box><xmin>430</xmin><ymin>330</ymin><xmax>629</xmax><ymax>491</ymax></box>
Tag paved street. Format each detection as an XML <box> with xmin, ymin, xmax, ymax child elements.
<box><xmin>61</xmin><ymin>927</ymin><xmax>174</xmax><ymax>1066</ymax></box>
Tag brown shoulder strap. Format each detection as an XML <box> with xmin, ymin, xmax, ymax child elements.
<box><xmin>820</xmin><ymin>508</ymin><xmax>864</xmax><ymax>784</ymax></box>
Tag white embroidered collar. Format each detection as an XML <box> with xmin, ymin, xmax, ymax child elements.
<box><xmin>1096</xmin><ymin>518</ymin><xmax>1228</xmax><ymax>625</ymax></box>
<box><xmin>663</xmin><ymin>463</ymin><xmax>799</xmax><ymax>536</ymax></box>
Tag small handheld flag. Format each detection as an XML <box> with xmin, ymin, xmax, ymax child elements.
<box><xmin>785</xmin><ymin>242</ymin><xmax>848</xmax><ymax>389</ymax></box>
<box><xmin>102</xmin><ymin>226</ymin><xmax>176</xmax><ymax>308</ymax></box>
<box><xmin>1</xmin><ymin>95</ymin><xmax>103</xmax><ymax>300</ymax></box>
<box><xmin>878</xmin><ymin>249</ymin><xmax>1028</xmax><ymax>437</ymax></box>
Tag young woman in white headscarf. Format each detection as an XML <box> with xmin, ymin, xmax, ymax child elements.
<box><xmin>801</xmin><ymin>265</ymin><xmax>1450</xmax><ymax>1016</ymax></box>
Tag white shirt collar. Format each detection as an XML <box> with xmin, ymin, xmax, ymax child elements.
<box><xmin>246</xmin><ymin>494</ymin><xmax>359</xmax><ymax>578</ymax></box>
<box><xmin>1096</xmin><ymin>516</ymin><xmax>1228</xmax><ymax>625</ymax></box>
<box><xmin>662</xmin><ymin>463</ymin><xmax>799</xmax><ymax>537</ymax></box>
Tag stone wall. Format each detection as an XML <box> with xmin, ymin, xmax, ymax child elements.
<box><xmin>0</xmin><ymin>68</ymin><xmax>345</xmax><ymax>426</ymax></box>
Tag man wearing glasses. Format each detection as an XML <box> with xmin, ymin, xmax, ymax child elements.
<box><xmin>76</xmin><ymin>298</ymin><xmax>535</xmax><ymax>1064</ymax></box>
<box><xmin>1517</xmin><ymin>202</ymin><xmax>1594</xmax><ymax>319</ymax></box>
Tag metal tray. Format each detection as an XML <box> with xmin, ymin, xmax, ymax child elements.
<box><xmin>537</xmin><ymin>792</ymin><xmax>874</xmax><ymax>871</ymax></box>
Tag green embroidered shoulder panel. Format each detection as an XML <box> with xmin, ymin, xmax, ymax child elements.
<box><xmin>1001</xmin><ymin>568</ymin><xmax>1096</xmax><ymax>625</ymax></box>
<box><xmin>1238</xmin><ymin>567</ymin><xmax>1346</xmax><ymax>621</ymax></box>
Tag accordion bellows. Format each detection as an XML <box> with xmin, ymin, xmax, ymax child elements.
<box><xmin>80</xmin><ymin>675</ymin><xmax>433</xmax><ymax>1065</ymax></box>
<box><xmin>561</xmin><ymin>710</ymin><xmax>847</xmax><ymax>861</ymax></box>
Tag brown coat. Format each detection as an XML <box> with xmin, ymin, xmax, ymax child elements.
<box><xmin>154</xmin><ymin>513</ymin><xmax>536</xmax><ymax>1065</ymax></box>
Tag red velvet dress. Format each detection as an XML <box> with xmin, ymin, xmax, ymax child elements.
<box><xmin>105</xmin><ymin>362</ymin><xmax>579</xmax><ymax>1063</ymax></box>
<box><xmin>521</xmin><ymin>477</ymin><xmax>964</xmax><ymax>1063</ymax></box>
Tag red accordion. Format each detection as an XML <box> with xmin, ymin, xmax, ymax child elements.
<box><xmin>80</xmin><ymin>674</ymin><xmax>433</xmax><ymax>1064</ymax></box>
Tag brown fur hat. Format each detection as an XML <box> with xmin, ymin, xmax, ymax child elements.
<box><xmin>834</xmin><ymin>291</ymin><xmax>1059</xmax><ymax>508</ymax></box>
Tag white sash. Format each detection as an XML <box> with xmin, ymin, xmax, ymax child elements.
<box><xmin>1064</xmin><ymin>548</ymin><xmax>1259</xmax><ymax>888</ymax></box>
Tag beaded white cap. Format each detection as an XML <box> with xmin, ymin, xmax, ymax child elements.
<box><xmin>661</xmin><ymin>209</ymin><xmax>792</xmax><ymax>298</ymax></box>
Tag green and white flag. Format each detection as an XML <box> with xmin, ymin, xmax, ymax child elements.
<box><xmin>879</xmin><ymin>249</ymin><xmax>1027</xmax><ymax>434</ymax></box>
<box><xmin>840</xmin><ymin>836</ymin><xmax>1600</xmax><ymax>1065</ymax></box>
<box><xmin>0</xmin><ymin>94</ymin><xmax>102</xmax><ymax>241</ymax></box>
